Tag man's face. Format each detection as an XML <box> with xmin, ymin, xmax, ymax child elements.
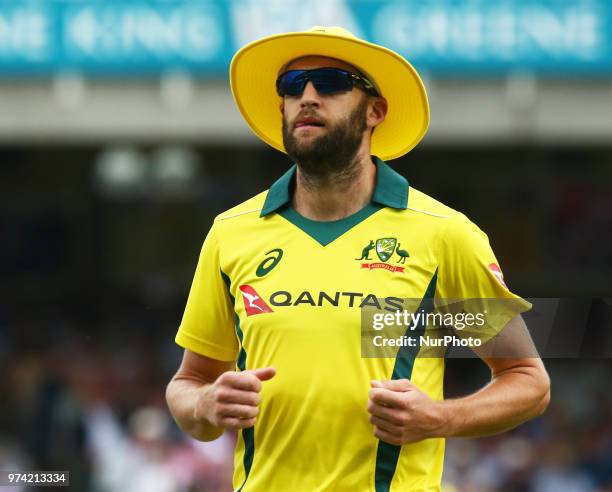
<box><xmin>280</xmin><ymin>56</ymin><xmax>373</xmax><ymax>178</ymax></box>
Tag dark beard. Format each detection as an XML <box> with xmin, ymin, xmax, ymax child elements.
<box><xmin>282</xmin><ymin>97</ymin><xmax>368</xmax><ymax>184</ymax></box>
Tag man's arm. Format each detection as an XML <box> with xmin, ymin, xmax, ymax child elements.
<box><xmin>166</xmin><ymin>349</ymin><xmax>276</xmax><ymax>441</ymax></box>
<box><xmin>367</xmin><ymin>315</ymin><xmax>551</xmax><ymax>445</ymax></box>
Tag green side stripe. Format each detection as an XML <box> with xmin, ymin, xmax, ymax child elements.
<box><xmin>220</xmin><ymin>269</ymin><xmax>254</xmax><ymax>491</ymax></box>
<box><xmin>238</xmin><ymin>427</ymin><xmax>255</xmax><ymax>492</ymax></box>
<box><xmin>278</xmin><ymin>203</ymin><xmax>383</xmax><ymax>247</ymax></box>
<box><xmin>220</xmin><ymin>269</ymin><xmax>235</xmax><ymax>304</ymax></box>
<box><xmin>374</xmin><ymin>270</ymin><xmax>438</xmax><ymax>492</ymax></box>
<box><xmin>235</xmin><ymin>315</ymin><xmax>247</xmax><ymax>372</ymax></box>
<box><xmin>392</xmin><ymin>270</ymin><xmax>438</xmax><ymax>380</ymax></box>
<box><xmin>220</xmin><ymin>270</ymin><xmax>246</xmax><ymax>370</ymax></box>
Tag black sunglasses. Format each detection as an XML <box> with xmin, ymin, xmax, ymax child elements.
<box><xmin>276</xmin><ymin>67</ymin><xmax>379</xmax><ymax>97</ymax></box>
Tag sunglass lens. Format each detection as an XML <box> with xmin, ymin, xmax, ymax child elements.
<box><xmin>276</xmin><ymin>69</ymin><xmax>355</xmax><ymax>97</ymax></box>
<box><xmin>309</xmin><ymin>69</ymin><xmax>353</xmax><ymax>94</ymax></box>
<box><xmin>277</xmin><ymin>71</ymin><xmax>306</xmax><ymax>96</ymax></box>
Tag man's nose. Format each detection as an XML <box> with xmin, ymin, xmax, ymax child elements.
<box><xmin>299</xmin><ymin>81</ymin><xmax>320</xmax><ymax>107</ymax></box>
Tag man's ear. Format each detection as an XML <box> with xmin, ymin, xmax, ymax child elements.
<box><xmin>368</xmin><ymin>97</ymin><xmax>388</xmax><ymax>128</ymax></box>
<box><xmin>279</xmin><ymin>100</ymin><xmax>285</xmax><ymax>115</ymax></box>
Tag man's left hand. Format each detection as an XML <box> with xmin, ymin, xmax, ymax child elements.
<box><xmin>367</xmin><ymin>379</ymin><xmax>447</xmax><ymax>445</ymax></box>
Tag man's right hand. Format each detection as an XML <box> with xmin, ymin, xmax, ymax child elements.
<box><xmin>195</xmin><ymin>367</ymin><xmax>276</xmax><ymax>430</ymax></box>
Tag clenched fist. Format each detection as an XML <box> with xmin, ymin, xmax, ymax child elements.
<box><xmin>368</xmin><ymin>379</ymin><xmax>446</xmax><ymax>445</ymax></box>
<box><xmin>195</xmin><ymin>367</ymin><xmax>276</xmax><ymax>430</ymax></box>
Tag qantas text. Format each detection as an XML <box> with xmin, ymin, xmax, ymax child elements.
<box><xmin>268</xmin><ymin>290</ymin><xmax>405</xmax><ymax>311</ymax></box>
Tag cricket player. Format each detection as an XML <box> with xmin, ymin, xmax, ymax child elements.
<box><xmin>166</xmin><ymin>26</ymin><xmax>550</xmax><ymax>491</ymax></box>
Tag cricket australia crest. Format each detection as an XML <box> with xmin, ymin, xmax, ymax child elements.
<box><xmin>376</xmin><ymin>238</ymin><xmax>397</xmax><ymax>262</ymax></box>
<box><xmin>356</xmin><ymin>237</ymin><xmax>407</xmax><ymax>274</ymax></box>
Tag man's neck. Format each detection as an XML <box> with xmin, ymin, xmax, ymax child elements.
<box><xmin>292</xmin><ymin>150</ymin><xmax>377</xmax><ymax>221</ymax></box>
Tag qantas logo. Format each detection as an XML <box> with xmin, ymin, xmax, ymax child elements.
<box><xmin>239</xmin><ymin>285</ymin><xmax>273</xmax><ymax>316</ymax></box>
<box><xmin>488</xmin><ymin>263</ymin><xmax>508</xmax><ymax>288</ymax></box>
<box><xmin>239</xmin><ymin>287</ymin><xmax>406</xmax><ymax>312</ymax></box>
<box><xmin>238</xmin><ymin>285</ymin><xmax>406</xmax><ymax>314</ymax></box>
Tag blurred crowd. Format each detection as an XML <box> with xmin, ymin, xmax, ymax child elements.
<box><xmin>0</xmin><ymin>312</ymin><xmax>235</xmax><ymax>492</ymax></box>
<box><xmin>443</xmin><ymin>361</ymin><xmax>612</xmax><ymax>492</ymax></box>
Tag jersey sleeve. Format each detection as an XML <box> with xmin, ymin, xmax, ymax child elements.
<box><xmin>175</xmin><ymin>222</ymin><xmax>239</xmax><ymax>361</ymax></box>
<box><xmin>435</xmin><ymin>215</ymin><xmax>532</xmax><ymax>342</ymax></box>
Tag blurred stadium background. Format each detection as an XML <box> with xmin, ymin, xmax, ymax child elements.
<box><xmin>1</xmin><ymin>1</ymin><xmax>611</xmax><ymax>491</ymax></box>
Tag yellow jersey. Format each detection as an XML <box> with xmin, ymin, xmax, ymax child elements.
<box><xmin>175</xmin><ymin>157</ymin><xmax>529</xmax><ymax>492</ymax></box>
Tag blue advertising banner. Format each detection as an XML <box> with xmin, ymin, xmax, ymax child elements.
<box><xmin>0</xmin><ymin>0</ymin><xmax>611</xmax><ymax>77</ymax></box>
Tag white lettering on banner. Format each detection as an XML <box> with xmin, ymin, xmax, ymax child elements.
<box><xmin>520</xmin><ymin>7</ymin><xmax>600</xmax><ymax>60</ymax></box>
<box><xmin>0</xmin><ymin>8</ymin><xmax>49</xmax><ymax>60</ymax></box>
<box><xmin>65</xmin><ymin>8</ymin><xmax>98</xmax><ymax>55</ymax></box>
<box><xmin>373</xmin><ymin>4</ymin><xmax>603</xmax><ymax>62</ymax></box>
<box><xmin>230</xmin><ymin>0</ymin><xmax>362</xmax><ymax>48</ymax></box>
<box><xmin>65</xmin><ymin>6</ymin><xmax>221</xmax><ymax>60</ymax></box>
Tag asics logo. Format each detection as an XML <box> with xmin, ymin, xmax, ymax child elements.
<box><xmin>256</xmin><ymin>249</ymin><xmax>283</xmax><ymax>277</ymax></box>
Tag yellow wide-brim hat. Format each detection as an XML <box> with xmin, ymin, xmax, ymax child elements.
<box><xmin>230</xmin><ymin>26</ymin><xmax>430</xmax><ymax>161</ymax></box>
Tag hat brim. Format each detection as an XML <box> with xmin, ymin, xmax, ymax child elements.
<box><xmin>230</xmin><ymin>31</ymin><xmax>429</xmax><ymax>161</ymax></box>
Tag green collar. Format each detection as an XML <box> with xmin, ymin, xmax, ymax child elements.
<box><xmin>259</xmin><ymin>156</ymin><xmax>409</xmax><ymax>217</ymax></box>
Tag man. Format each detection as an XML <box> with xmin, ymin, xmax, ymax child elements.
<box><xmin>166</xmin><ymin>26</ymin><xmax>550</xmax><ymax>491</ymax></box>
